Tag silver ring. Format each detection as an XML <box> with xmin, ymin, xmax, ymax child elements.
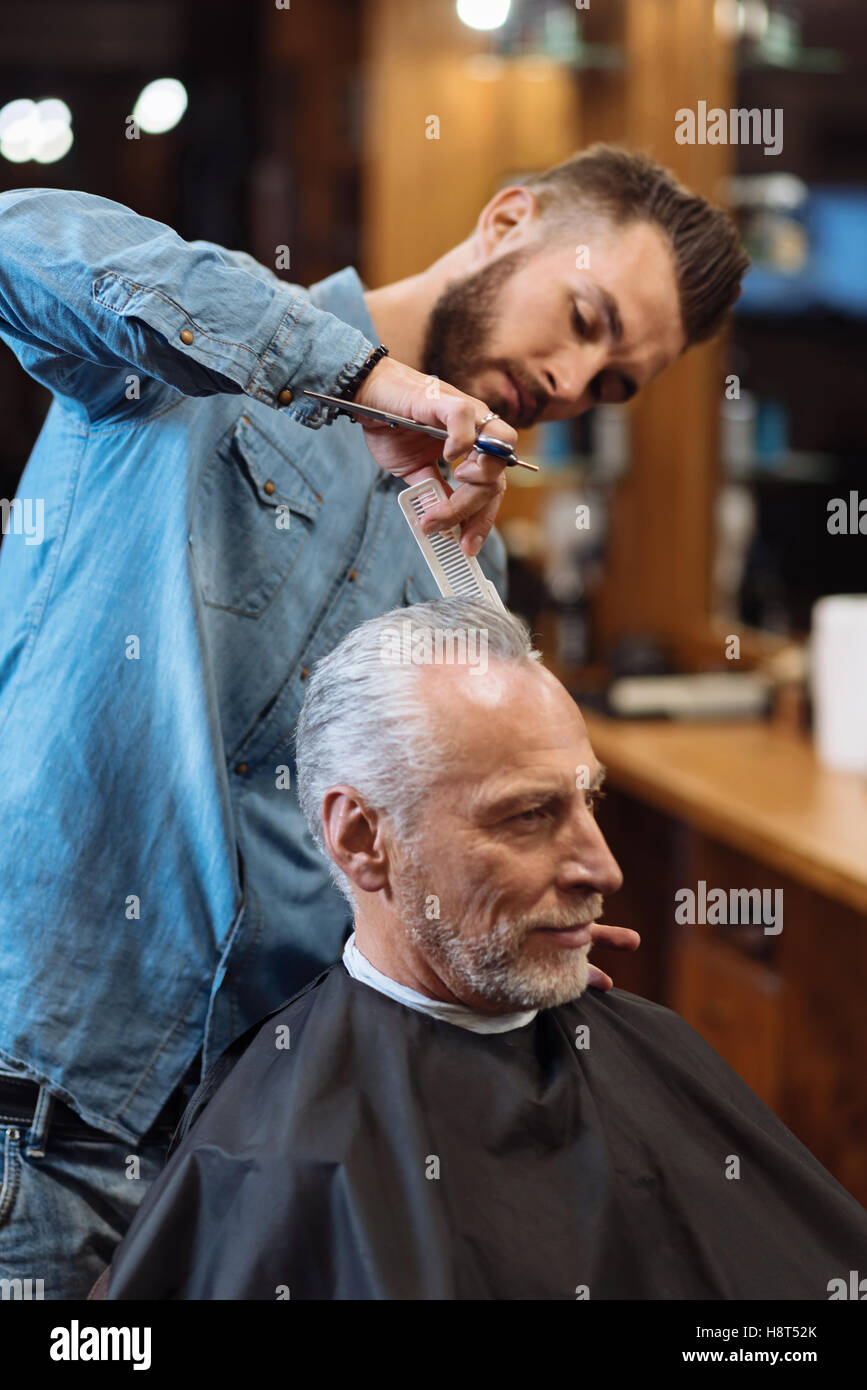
<box><xmin>475</xmin><ymin>410</ymin><xmax>499</xmax><ymax>439</ymax></box>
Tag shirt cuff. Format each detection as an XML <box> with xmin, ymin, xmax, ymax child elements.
<box><xmin>246</xmin><ymin>291</ymin><xmax>376</xmax><ymax>429</ymax></box>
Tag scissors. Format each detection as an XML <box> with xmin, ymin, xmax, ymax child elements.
<box><xmin>302</xmin><ymin>389</ymin><xmax>540</xmax><ymax>472</ymax></box>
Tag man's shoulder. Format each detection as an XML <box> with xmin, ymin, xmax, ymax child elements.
<box><xmin>554</xmin><ymin>984</ymin><xmax>761</xmax><ymax>1100</ymax></box>
<box><xmin>564</xmin><ymin>983</ymin><xmax>681</xmax><ymax>1023</ymax></box>
<box><xmin>555</xmin><ymin>984</ymin><xmax>709</xmax><ymax>1048</ymax></box>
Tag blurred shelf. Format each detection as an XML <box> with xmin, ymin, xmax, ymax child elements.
<box><xmin>508</xmin><ymin>454</ymin><xmax>627</xmax><ymax>486</ymax></box>
<box><xmin>496</xmin><ymin>45</ymin><xmax>625</xmax><ymax>72</ymax></box>
<box><xmin>509</xmin><ymin>457</ymin><xmax>587</xmax><ymax>486</ymax></box>
<box><xmin>737</xmin><ymin>49</ymin><xmax>845</xmax><ymax>74</ymax></box>
<box><xmin>723</xmin><ymin>452</ymin><xmax>841</xmax><ymax>484</ymax></box>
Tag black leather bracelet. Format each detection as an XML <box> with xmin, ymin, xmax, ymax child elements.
<box><xmin>339</xmin><ymin>344</ymin><xmax>389</xmax><ymax>402</ymax></box>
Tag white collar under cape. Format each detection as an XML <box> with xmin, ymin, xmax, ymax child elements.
<box><xmin>342</xmin><ymin>932</ymin><xmax>538</xmax><ymax>1033</ymax></box>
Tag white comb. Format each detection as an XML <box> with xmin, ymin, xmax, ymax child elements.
<box><xmin>398</xmin><ymin>477</ymin><xmax>506</xmax><ymax>611</ymax></box>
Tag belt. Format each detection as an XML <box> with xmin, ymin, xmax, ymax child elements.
<box><xmin>0</xmin><ymin>1067</ymin><xmax>197</xmax><ymax>1145</ymax></box>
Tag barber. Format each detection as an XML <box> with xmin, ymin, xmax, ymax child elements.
<box><xmin>0</xmin><ymin>188</ymin><xmax>634</xmax><ymax>1298</ymax></box>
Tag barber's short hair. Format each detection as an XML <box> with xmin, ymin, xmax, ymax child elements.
<box><xmin>523</xmin><ymin>142</ymin><xmax>750</xmax><ymax>346</ymax></box>
<box><xmin>295</xmin><ymin>597</ymin><xmax>541</xmax><ymax>905</ymax></box>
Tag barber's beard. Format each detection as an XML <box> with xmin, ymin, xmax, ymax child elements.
<box><xmin>421</xmin><ymin>248</ymin><xmax>544</xmax><ymax>426</ymax></box>
<box><xmin>393</xmin><ymin>841</ymin><xmax>601</xmax><ymax>1012</ymax></box>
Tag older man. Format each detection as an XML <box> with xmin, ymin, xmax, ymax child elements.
<box><xmin>102</xmin><ymin>599</ymin><xmax>867</xmax><ymax>1300</ymax></box>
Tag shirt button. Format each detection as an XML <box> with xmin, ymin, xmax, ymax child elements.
<box><xmin>235</xmin><ymin>763</ymin><xmax>248</xmax><ymax>776</ymax></box>
<box><xmin>348</xmin><ymin>569</ymin><xmax>357</xmax><ymax>581</ymax></box>
<box><xmin>278</xmin><ymin>388</ymin><xmax>293</xmax><ymax>406</ymax></box>
<box><xmin>180</xmin><ymin>329</ymin><xmax>194</xmax><ymax>345</ymax></box>
<box><xmin>264</xmin><ymin>480</ymin><xmax>275</xmax><ymax>496</ymax></box>
<box><xmin>300</xmin><ymin>667</ymin><xmax>309</xmax><ymax>680</ymax></box>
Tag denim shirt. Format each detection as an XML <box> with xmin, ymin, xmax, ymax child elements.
<box><xmin>0</xmin><ymin>188</ymin><xmax>508</xmax><ymax>1142</ymax></box>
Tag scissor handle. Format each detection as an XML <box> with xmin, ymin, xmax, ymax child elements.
<box><xmin>474</xmin><ymin>433</ymin><xmax>516</xmax><ymax>462</ymax></box>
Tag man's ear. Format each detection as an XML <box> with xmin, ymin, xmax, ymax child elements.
<box><xmin>321</xmin><ymin>785</ymin><xmax>391</xmax><ymax>894</ymax></box>
<box><xmin>476</xmin><ymin>184</ymin><xmax>540</xmax><ymax>256</ymax></box>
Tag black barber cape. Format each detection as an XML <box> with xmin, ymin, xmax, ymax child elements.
<box><xmin>105</xmin><ymin>963</ymin><xmax>867</xmax><ymax>1300</ymax></box>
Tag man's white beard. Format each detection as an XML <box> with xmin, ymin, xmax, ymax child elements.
<box><xmin>394</xmin><ymin>846</ymin><xmax>595</xmax><ymax>1012</ymax></box>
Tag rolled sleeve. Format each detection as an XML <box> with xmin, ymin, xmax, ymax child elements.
<box><xmin>0</xmin><ymin>187</ymin><xmax>375</xmax><ymax>426</ymax></box>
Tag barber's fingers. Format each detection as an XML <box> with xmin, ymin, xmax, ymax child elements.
<box><xmin>586</xmin><ymin>964</ymin><xmax>614</xmax><ymax>992</ymax></box>
<box><xmin>588</xmin><ymin>924</ymin><xmax>641</xmax><ymax>953</ymax></box>
<box><xmin>401</xmin><ymin>464</ymin><xmax>506</xmax><ymax>558</ymax></box>
<box><xmin>451</xmin><ymin>447</ymin><xmax>511</xmax><ymax>488</ymax></box>
<box><xmin>417</xmin><ymin>450</ymin><xmax>507</xmax><ymax>531</ymax></box>
<box><xmin>354</xmin><ymin>357</ymin><xmax>517</xmax><ymax>474</ymax></box>
<box><xmin>458</xmin><ymin>485</ymin><xmax>506</xmax><ymax>558</ymax></box>
<box><xmin>436</xmin><ymin>395</ymin><xmax>517</xmax><ymax>468</ymax></box>
<box><xmin>586</xmin><ymin>925</ymin><xmax>641</xmax><ymax>992</ymax></box>
<box><xmin>430</xmin><ymin>479</ymin><xmax>506</xmax><ymax>557</ymax></box>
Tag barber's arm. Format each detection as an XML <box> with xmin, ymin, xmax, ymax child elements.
<box><xmin>0</xmin><ymin>187</ymin><xmax>514</xmax><ymax>554</ymax></box>
<box><xmin>0</xmin><ymin>187</ymin><xmax>372</xmax><ymax>419</ymax></box>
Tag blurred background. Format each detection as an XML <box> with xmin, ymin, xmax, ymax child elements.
<box><xmin>1</xmin><ymin>0</ymin><xmax>865</xmax><ymax>1199</ymax></box>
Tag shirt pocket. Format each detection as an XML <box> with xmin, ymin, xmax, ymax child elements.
<box><xmin>190</xmin><ymin>413</ymin><xmax>322</xmax><ymax>617</ymax></box>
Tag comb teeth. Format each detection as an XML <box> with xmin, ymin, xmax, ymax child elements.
<box><xmin>409</xmin><ymin>494</ymin><xmax>479</xmax><ymax>596</ymax></box>
<box><xmin>398</xmin><ymin>477</ymin><xmax>506</xmax><ymax>611</ymax></box>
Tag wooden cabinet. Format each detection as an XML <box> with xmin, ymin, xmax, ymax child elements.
<box><xmin>673</xmin><ymin>934</ymin><xmax>783</xmax><ymax>1112</ymax></box>
<box><xmin>586</xmin><ymin>713</ymin><xmax>867</xmax><ymax>1206</ymax></box>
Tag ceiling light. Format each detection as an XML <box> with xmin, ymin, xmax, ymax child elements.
<box><xmin>456</xmin><ymin>0</ymin><xmax>511</xmax><ymax>32</ymax></box>
<box><xmin>132</xmin><ymin>78</ymin><xmax>188</xmax><ymax>135</ymax></box>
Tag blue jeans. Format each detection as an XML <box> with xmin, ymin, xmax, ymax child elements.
<box><xmin>0</xmin><ymin>1083</ymin><xmax>177</xmax><ymax>1301</ymax></box>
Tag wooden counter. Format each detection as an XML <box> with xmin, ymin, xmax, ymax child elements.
<box><xmin>579</xmin><ymin>712</ymin><xmax>867</xmax><ymax>1206</ymax></box>
<box><xmin>582</xmin><ymin>712</ymin><xmax>867</xmax><ymax>916</ymax></box>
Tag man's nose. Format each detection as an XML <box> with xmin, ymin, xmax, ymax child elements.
<box><xmin>556</xmin><ymin>812</ymin><xmax>624</xmax><ymax>898</ymax></box>
<box><xmin>541</xmin><ymin>344</ymin><xmax>608</xmax><ymax>413</ymax></box>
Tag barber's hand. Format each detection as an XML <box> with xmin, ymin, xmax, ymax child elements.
<box><xmin>352</xmin><ymin>356</ymin><xmax>517</xmax><ymax>558</ymax></box>
<box><xmin>586</xmin><ymin>923</ymin><xmax>641</xmax><ymax>991</ymax></box>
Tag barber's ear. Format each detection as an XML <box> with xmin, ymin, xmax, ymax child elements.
<box><xmin>476</xmin><ymin>184</ymin><xmax>539</xmax><ymax>254</ymax></box>
<box><xmin>321</xmin><ymin>786</ymin><xmax>391</xmax><ymax>894</ymax></box>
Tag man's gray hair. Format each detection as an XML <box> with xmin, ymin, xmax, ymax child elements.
<box><xmin>295</xmin><ymin>597</ymin><xmax>541</xmax><ymax>904</ymax></box>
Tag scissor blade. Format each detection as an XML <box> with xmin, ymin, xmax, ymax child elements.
<box><xmin>302</xmin><ymin>390</ymin><xmax>449</xmax><ymax>440</ymax></box>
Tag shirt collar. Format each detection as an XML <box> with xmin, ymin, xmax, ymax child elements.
<box><xmin>341</xmin><ymin>931</ymin><xmax>538</xmax><ymax>1033</ymax></box>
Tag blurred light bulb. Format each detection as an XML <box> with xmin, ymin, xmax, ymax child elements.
<box><xmin>713</xmin><ymin>0</ymin><xmax>744</xmax><ymax>39</ymax></box>
<box><xmin>742</xmin><ymin>0</ymin><xmax>769</xmax><ymax>41</ymax></box>
<box><xmin>33</xmin><ymin>120</ymin><xmax>73</xmax><ymax>163</ymax></box>
<box><xmin>0</xmin><ymin>96</ymin><xmax>73</xmax><ymax>163</ymax></box>
<box><xmin>132</xmin><ymin>78</ymin><xmax>188</xmax><ymax>134</ymax></box>
<box><xmin>37</xmin><ymin>97</ymin><xmax>72</xmax><ymax>127</ymax></box>
<box><xmin>0</xmin><ymin>98</ymin><xmax>37</xmax><ymax>139</ymax></box>
<box><xmin>456</xmin><ymin>0</ymin><xmax>511</xmax><ymax>31</ymax></box>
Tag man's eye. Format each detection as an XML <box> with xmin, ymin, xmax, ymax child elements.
<box><xmin>573</xmin><ymin>306</ymin><xmax>589</xmax><ymax>337</ymax></box>
<box><xmin>512</xmin><ymin>805</ymin><xmax>548</xmax><ymax>824</ymax></box>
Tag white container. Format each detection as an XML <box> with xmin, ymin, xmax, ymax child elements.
<box><xmin>810</xmin><ymin>595</ymin><xmax>867</xmax><ymax>774</ymax></box>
